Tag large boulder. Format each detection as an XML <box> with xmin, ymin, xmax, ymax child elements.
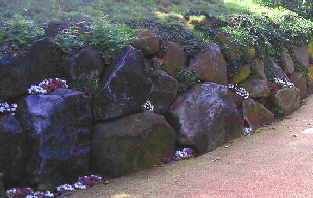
<box><xmin>27</xmin><ymin>38</ymin><xmax>61</xmax><ymax>83</ymax></box>
<box><xmin>289</xmin><ymin>71</ymin><xmax>308</xmax><ymax>99</ymax></box>
<box><xmin>253</xmin><ymin>59</ymin><xmax>267</xmax><ymax>80</ymax></box>
<box><xmin>60</xmin><ymin>47</ymin><xmax>105</xmax><ymax>80</ymax></box>
<box><xmin>165</xmin><ymin>42</ymin><xmax>187</xmax><ymax>77</ymax></box>
<box><xmin>242</xmin><ymin>98</ymin><xmax>274</xmax><ymax>130</ymax></box>
<box><xmin>230</xmin><ymin>64</ymin><xmax>250</xmax><ymax>84</ymax></box>
<box><xmin>0</xmin><ymin>38</ymin><xmax>61</xmax><ymax>99</ymax></box>
<box><xmin>132</xmin><ymin>30</ymin><xmax>160</xmax><ymax>55</ymax></box>
<box><xmin>166</xmin><ymin>83</ymin><xmax>243</xmax><ymax>154</ymax></box>
<box><xmin>240</xmin><ymin>78</ymin><xmax>270</xmax><ymax>98</ymax></box>
<box><xmin>277</xmin><ymin>47</ymin><xmax>295</xmax><ymax>75</ymax></box>
<box><xmin>264</xmin><ymin>59</ymin><xmax>288</xmax><ymax>80</ymax></box>
<box><xmin>190</xmin><ymin>44</ymin><xmax>228</xmax><ymax>85</ymax></box>
<box><xmin>270</xmin><ymin>87</ymin><xmax>300</xmax><ymax>116</ymax></box>
<box><xmin>148</xmin><ymin>70</ymin><xmax>178</xmax><ymax>114</ymax></box>
<box><xmin>93</xmin><ymin>46</ymin><xmax>151</xmax><ymax>121</ymax></box>
<box><xmin>18</xmin><ymin>89</ymin><xmax>92</xmax><ymax>190</ymax></box>
<box><xmin>92</xmin><ymin>112</ymin><xmax>176</xmax><ymax>177</ymax></box>
<box><xmin>0</xmin><ymin>115</ymin><xmax>27</xmax><ymax>186</ymax></box>
<box><xmin>290</xmin><ymin>46</ymin><xmax>309</xmax><ymax>70</ymax></box>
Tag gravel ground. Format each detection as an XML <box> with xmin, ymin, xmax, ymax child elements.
<box><xmin>69</xmin><ymin>96</ymin><xmax>313</xmax><ymax>198</ymax></box>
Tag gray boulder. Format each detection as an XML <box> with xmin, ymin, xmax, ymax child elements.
<box><xmin>270</xmin><ymin>87</ymin><xmax>300</xmax><ymax>116</ymax></box>
<box><xmin>242</xmin><ymin>98</ymin><xmax>274</xmax><ymax>130</ymax></box>
<box><xmin>18</xmin><ymin>89</ymin><xmax>92</xmax><ymax>190</ymax></box>
<box><xmin>166</xmin><ymin>83</ymin><xmax>243</xmax><ymax>154</ymax></box>
<box><xmin>0</xmin><ymin>38</ymin><xmax>61</xmax><ymax>99</ymax></box>
<box><xmin>92</xmin><ymin>112</ymin><xmax>176</xmax><ymax>177</ymax></box>
<box><xmin>148</xmin><ymin>70</ymin><xmax>178</xmax><ymax>114</ymax></box>
<box><xmin>93</xmin><ymin>46</ymin><xmax>151</xmax><ymax>121</ymax></box>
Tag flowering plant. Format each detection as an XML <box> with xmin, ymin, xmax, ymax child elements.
<box><xmin>151</xmin><ymin>56</ymin><xmax>165</xmax><ymax>70</ymax></box>
<box><xmin>6</xmin><ymin>175</ymin><xmax>103</xmax><ymax>198</ymax></box>
<box><xmin>228</xmin><ymin>84</ymin><xmax>249</xmax><ymax>99</ymax></box>
<box><xmin>0</xmin><ymin>102</ymin><xmax>17</xmax><ymax>115</ymax></box>
<box><xmin>28</xmin><ymin>78</ymin><xmax>68</xmax><ymax>95</ymax></box>
<box><xmin>175</xmin><ymin>147</ymin><xmax>196</xmax><ymax>159</ymax></box>
<box><xmin>141</xmin><ymin>100</ymin><xmax>154</xmax><ymax>111</ymax></box>
<box><xmin>269</xmin><ymin>78</ymin><xmax>294</xmax><ymax>89</ymax></box>
<box><xmin>70</xmin><ymin>71</ymin><xmax>99</xmax><ymax>96</ymax></box>
<box><xmin>6</xmin><ymin>188</ymin><xmax>54</xmax><ymax>198</ymax></box>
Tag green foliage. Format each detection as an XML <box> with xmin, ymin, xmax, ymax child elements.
<box><xmin>53</xmin><ymin>26</ymin><xmax>89</xmax><ymax>55</ymax></box>
<box><xmin>70</xmin><ymin>70</ymin><xmax>100</xmax><ymax>96</ymax></box>
<box><xmin>53</xmin><ymin>18</ymin><xmax>134</xmax><ymax>63</ymax></box>
<box><xmin>89</xmin><ymin>19</ymin><xmax>134</xmax><ymax>64</ymax></box>
<box><xmin>270</xmin><ymin>106</ymin><xmax>284</xmax><ymax>118</ymax></box>
<box><xmin>126</xmin><ymin>19</ymin><xmax>209</xmax><ymax>56</ymax></box>
<box><xmin>175</xmin><ymin>66</ymin><xmax>198</xmax><ymax>92</ymax></box>
<box><xmin>0</xmin><ymin>15</ymin><xmax>44</xmax><ymax>57</ymax></box>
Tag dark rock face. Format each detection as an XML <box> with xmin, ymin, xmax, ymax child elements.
<box><xmin>264</xmin><ymin>60</ymin><xmax>288</xmax><ymax>80</ymax></box>
<box><xmin>289</xmin><ymin>71</ymin><xmax>308</xmax><ymax>99</ymax></box>
<box><xmin>242</xmin><ymin>98</ymin><xmax>274</xmax><ymax>130</ymax></box>
<box><xmin>290</xmin><ymin>46</ymin><xmax>309</xmax><ymax>70</ymax></box>
<box><xmin>0</xmin><ymin>115</ymin><xmax>27</xmax><ymax>186</ymax></box>
<box><xmin>166</xmin><ymin>83</ymin><xmax>243</xmax><ymax>154</ymax></box>
<box><xmin>270</xmin><ymin>87</ymin><xmax>300</xmax><ymax>116</ymax></box>
<box><xmin>92</xmin><ymin>112</ymin><xmax>176</xmax><ymax>177</ymax></box>
<box><xmin>0</xmin><ymin>38</ymin><xmax>61</xmax><ymax>99</ymax></box>
<box><xmin>165</xmin><ymin>42</ymin><xmax>187</xmax><ymax>77</ymax></box>
<box><xmin>190</xmin><ymin>44</ymin><xmax>228</xmax><ymax>85</ymax></box>
<box><xmin>18</xmin><ymin>89</ymin><xmax>92</xmax><ymax>190</ymax></box>
<box><xmin>240</xmin><ymin>78</ymin><xmax>270</xmax><ymax>98</ymax></box>
<box><xmin>61</xmin><ymin>47</ymin><xmax>105</xmax><ymax>80</ymax></box>
<box><xmin>278</xmin><ymin>47</ymin><xmax>295</xmax><ymax>75</ymax></box>
<box><xmin>93</xmin><ymin>46</ymin><xmax>151</xmax><ymax>121</ymax></box>
<box><xmin>229</xmin><ymin>91</ymin><xmax>242</xmax><ymax>108</ymax></box>
<box><xmin>132</xmin><ymin>30</ymin><xmax>160</xmax><ymax>55</ymax></box>
<box><xmin>0</xmin><ymin>172</ymin><xmax>6</xmax><ymax>198</ymax></box>
<box><xmin>148</xmin><ymin>70</ymin><xmax>178</xmax><ymax>114</ymax></box>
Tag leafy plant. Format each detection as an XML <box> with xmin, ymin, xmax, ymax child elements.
<box><xmin>53</xmin><ymin>26</ymin><xmax>89</xmax><ymax>55</ymax></box>
<box><xmin>89</xmin><ymin>19</ymin><xmax>134</xmax><ymax>64</ymax></box>
<box><xmin>270</xmin><ymin>106</ymin><xmax>284</xmax><ymax>118</ymax></box>
<box><xmin>175</xmin><ymin>66</ymin><xmax>198</xmax><ymax>92</ymax></box>
<box><xmin>70</xmin><ymin>71</ymin><xmax>100</xmax><ymax>96</ymax></box>
<box><xmin>0</xmin><ymin>15</ymin><xmax>44</xmax><ymax>58</ymax></box>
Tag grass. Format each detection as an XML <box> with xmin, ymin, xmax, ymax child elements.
<box><xmin>0</xmin><ymin>0</ymin><xmax>288</xmax><ymax>24</ymax></box>
<box><xmin>1</xmin><ymin>0</ymin><xmax>313</xmax><ymax>73</ymax></box>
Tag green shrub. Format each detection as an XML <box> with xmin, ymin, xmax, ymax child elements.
<box><xmin>126</xmin><ymin>19</ymin><xmax>210</xmax><ymax>56</ymax></box>
<box><xmin>175</xmin><ymin>66</ymin><xmax>198</xmax><ymax>92</ymax></box>
<box><xmin>70</xmin><ymin>70</ymin><xmax>100</xmax><ymax>96</ymax></box>
<box><xmin>53</xmin><ymin>26</ymin><xmax>89</xmax><ymax>56</ymax></box>
<box><xmin>0</xmin><ymin>15</ymin><xmax>44</xmax><ymax>57</ymax></box>
<box><xmin>89</xmin><ymin>18</ymin><xmax>134</xmax><ymax>64</ymax></box>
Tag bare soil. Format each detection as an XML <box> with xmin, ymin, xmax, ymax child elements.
<box><xmin>69</xmin><ymin>96</ymin><xmax>313</xmax><ymax>198</ymax></box>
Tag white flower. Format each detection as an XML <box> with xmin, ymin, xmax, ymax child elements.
<box><xmin>228</xmin><ymin>84</ymin><xmax>235</xmax><ymax>89</ymax></box>
<box><xmin>74</xmin><ymin>182</ymin><xmax>87</xmax><ymax>189</ymax></box>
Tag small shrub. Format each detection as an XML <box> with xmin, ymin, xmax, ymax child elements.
<box><xmin>70</xmin><ymin>71</ymin><xmax>100</xmax><ymax>96</ymax></box>
<box><xmin>89</xmin><ymin>18</ymin><xmax>134</xmax><ymax>64</ymax></box>
<box><xmin>0</xmin><ymin>15</ymin><xmax>44</xmax><ymax>58</ymax></box>
<box><xmin>53</xmin><ymin>26</ymin><xmax>89</xmax><ymax>55</ymax></box>
<box><xmin>175</xmin><ymin>66</ymin><xmax>198</xmax><ymax>92</ymax></box>
<box><xmin>270</xmin><ymin>106</ymin><xmax>284</xmax><ymax>118</ymax></box>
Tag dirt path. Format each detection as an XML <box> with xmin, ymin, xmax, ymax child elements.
<box><xmin>69</xmin><ymin>96</ymin><xmax>313</xmax><ymax>198</ymax></box>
